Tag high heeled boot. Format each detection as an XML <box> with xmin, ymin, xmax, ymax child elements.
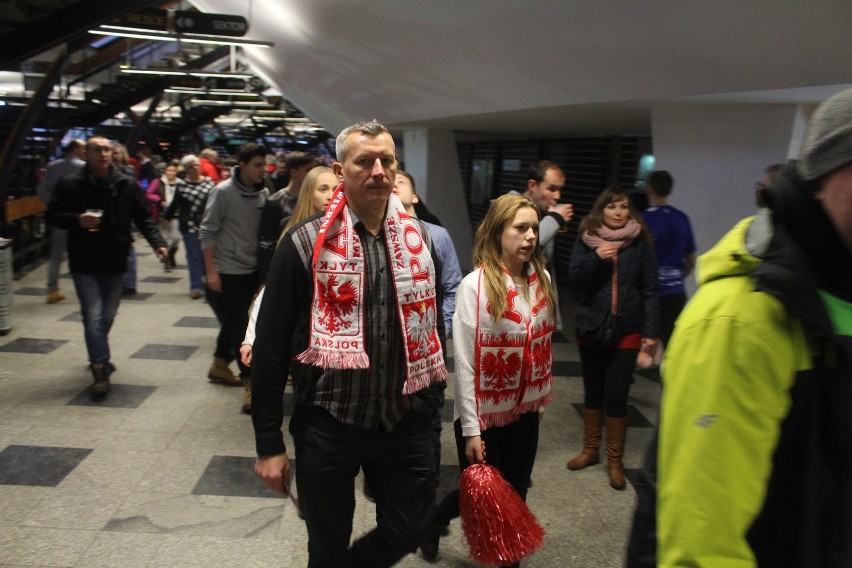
<box><xmin>605</xmin><ymin>415</ymin><xmax>628</xmax><ymax>490</ymax></box>
<box><xmin>567</xmin><ymin>407</ymin><xmax>603</xmax><ymax>470</ymax></box>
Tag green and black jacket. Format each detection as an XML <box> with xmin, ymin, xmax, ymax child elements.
<box><xmin>635</xmin><ymin>163</ymin><xmax>851</xmax><ymax>567</ymax></box>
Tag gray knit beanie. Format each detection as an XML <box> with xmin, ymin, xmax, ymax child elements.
<box><xmin>798</xmin><ymin>86</ymin><xmax>852</xmax><ymax>181</ymax></box>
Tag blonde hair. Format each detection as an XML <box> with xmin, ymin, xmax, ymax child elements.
<box><xmin>283</xmin><ymin>166</ymin><xmax>336</xmax><ymax>233</ymax></box>
<box><xmin>473</xmin><ymin>194</ymin><xmax>556</xmax><ymax>320</ymax></box>
<box><xmin>111</xmin><ymin>142</ymin><xmax>129</xmax><ymax>165</ymax></box>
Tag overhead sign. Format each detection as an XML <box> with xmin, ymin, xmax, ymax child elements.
<box><xmin>113</xmin><ymin>8</ymin><xmax>168</xmax><ymax>31</ymax></box>
<box><xmin>174</xmin><ymin>11</ymin><xmax>249</xmax><ymax>37</ymax></box>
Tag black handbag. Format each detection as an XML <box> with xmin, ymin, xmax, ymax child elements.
<box><xmin>575</xmin><ymin>304</ymin><xmax>620</xmax><ymax>347</ymax></box>
<box><xmin>575</xmin><ymin>253</ymin><xmax>635</xmax><ymax>347</ymax></box>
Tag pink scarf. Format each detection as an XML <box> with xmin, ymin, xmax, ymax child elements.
<box><xmin>474</xmin><ymin>267</ymin><xmax>555</xmax><ymax>429</ymax></box>
<box><xmin>581</xmin><ymin>219</ymin><xmax>642</xmax><ymax>250</ymax></box>
<box><xmin>296</xmin><ymin>185</ymin><xmax>447</xmax><ymax>394</ymax></box>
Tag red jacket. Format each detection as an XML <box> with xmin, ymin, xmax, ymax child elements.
<box><xmin>199</xmin><ymin>158</ymin><xmax>221</xmax><ymax>184</ymax></box>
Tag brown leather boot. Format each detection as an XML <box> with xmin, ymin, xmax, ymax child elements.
<box><xmin>90</xmin><ymin>363</ymin><xmax>111</xmax><ymax>396</ymax></box>
<box><xmin>567</xmin><ymin>407</ymin><xmax>603</xmax><ymax>470</ymax></box>
<box><xmin>605</xmin><ymin>415</ymin><xmax>628</xmax><ymax>490</ymax></box>
<box><xmin>207</xmin><ymin>356</ymin><xmax>242</xmax><ymax>386</ymax></box>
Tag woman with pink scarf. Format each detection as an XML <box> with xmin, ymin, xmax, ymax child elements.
<box><xmin>566</xmin><ymin>187</ymin><xmax>659</xmax><ymax>490</ymax></box>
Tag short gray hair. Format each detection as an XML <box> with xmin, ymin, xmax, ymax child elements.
<box><xmin>180</xmin><ymin>154</ymin><xmax>199</xmax><ymax>169</ymax></box>
<box><xmin>335</xmin><ymin>120</ymin><xmax>391</xmax><ymax>162</ymax></box>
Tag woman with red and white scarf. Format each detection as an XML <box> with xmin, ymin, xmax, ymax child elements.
<box><xmin>422</xmin><ymin>194</ymin><xmax>557</xmax><ymax>565</ymax></box>
<box><xmin>566</xmin><ymin>187</ymin><xmax>659</xmax><ymax>490</ymax></box>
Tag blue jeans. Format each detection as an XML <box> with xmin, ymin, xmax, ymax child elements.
<box><xmin>46</xmin><ymin>227</ymin><xmax>67</xmax><ymax>292</ymax></box>
<box><xmin>181</xmin><ymin>231</ymin><xmax>204</xmax><ymax>293</ymax></box>
<box><xmin>71</xmin><ymin>272</ymin><xmax>124</xmax><ymax>364</ymax></box>
<box><xmin>123</xmin><ymin>245</ymin><xmax>137</xmax><ymax>288</ymax></box>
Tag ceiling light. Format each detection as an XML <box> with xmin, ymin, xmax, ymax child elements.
<box><xmin>207</xmin><ymin>90</ymin><xmax>261</xmax><ymax>97</ymax></box>
<box><xmin>101</xmin><ymin>25</ymin><xmax>171</xmax><ymax>35</ymax></box>
<box><xmin>191</xmin><ymin>99</ymin><xmax>274</xmax><ymax>107</ymax></box>
<box><xmin>188</xmin><ymin>71</ymin><xmax>253</xmax><ymax>79</ymax></box>
<box><xmin>90</xmin><ymin>30</ymin><xmax>176</xmax><ymax>42</ymax></box>
<box><xmin>165</xmin><ymin>88</ymin><xmax>260</xmax><ymax>97</ymax></box>
<box><xmin>89</xmin><ymin>28</ymin><xmax>272</xmax><ymax>48</ymax></box>
<box><xmin>121</xmin><ymin>67</ymin><xmax>187</xmax><ymax>76</ymax></box>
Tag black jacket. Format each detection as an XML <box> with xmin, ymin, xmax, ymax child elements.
<box><xmin>568</xmin><ymin>236</ymin><xmax>659</xmax><ymax>338</ymax></box>
<box><xmin>47</xmin><ymin>164</ymin><xmax>166</xmax><ymax>274</ymax></box>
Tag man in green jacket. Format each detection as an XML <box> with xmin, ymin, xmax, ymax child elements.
<box><xmin>628</xmin><ymin>87</ymin><xmax>852</xmax><ymax>567</ymax></box>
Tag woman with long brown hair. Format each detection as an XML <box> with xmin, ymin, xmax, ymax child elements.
<box><xmin>423</xmin><ymin>194</ymin><xmax>557</xmax><ymax>565</ymax></box>
<box><xmin>566</xmin><ymin>186</ymin><xmax>659</xmax><ymax>489</ymax></box>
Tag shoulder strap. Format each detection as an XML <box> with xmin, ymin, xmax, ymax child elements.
<box><xmin>610</xmin><ymin>256</ymin><xmax>618</xmax><ymax>314</ymax></box>
<box><xmin>612</xmin><ymin>248</ymin><xmax>638</xmax><ymax>316</ymax></box>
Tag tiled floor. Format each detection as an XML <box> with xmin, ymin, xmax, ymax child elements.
<box><xmin>0</xmin><ymin>252</ymin><xmax>661</xmax><ymax>567</ymax></box>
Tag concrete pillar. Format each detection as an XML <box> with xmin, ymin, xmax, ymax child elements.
<box><xmin>401</xmin><ymin>129</ymin><xmax>474</xmax><ymax>272</ymax></box>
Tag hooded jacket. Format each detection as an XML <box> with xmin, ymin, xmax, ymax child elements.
<box><xmin>198</xmin><ymin>166</ymin><xmax>268</xmax><ymax>275</ymax></box>
<box><xmin>634</xmin><ymin>163</ymin><xmax>852</xmax><ymax>567</ymax></box>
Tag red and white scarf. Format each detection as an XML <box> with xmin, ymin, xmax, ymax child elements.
<box><xmin>296</xmin><ymin>185</ymin><xmax>447</xmax><ymax>394</ymax></box>
<box><xmin>474</xmin><ymin>267</ymin><xmax>555</xmax><ymax>429</ymax></box>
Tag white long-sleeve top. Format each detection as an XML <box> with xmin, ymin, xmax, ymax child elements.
<box><xmin>242</xmin><ymin>287</ymin><xmax>265</xmax><ymax>346</ymax></box>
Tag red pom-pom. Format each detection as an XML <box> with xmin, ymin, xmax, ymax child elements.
<box><xmin>459</xmin><ymin>463</ymin><xmax>545</xmax><ymax>565</ymax></box>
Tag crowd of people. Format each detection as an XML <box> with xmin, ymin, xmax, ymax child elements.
<box><xmin>35</xmin><ymin>85</ymin><xmax>852</xmax><ymax>567</ymax></box>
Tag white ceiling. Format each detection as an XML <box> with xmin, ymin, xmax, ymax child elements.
<box><xmin>190</xmin><ymin>1</ymin><xmax>852</xmax><ymax>137</ymax></box>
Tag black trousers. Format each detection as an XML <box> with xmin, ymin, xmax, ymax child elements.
<box><xmin>626</xmin><ymin>428</ymin><xmax>658</xmax><ymax>568</ymax></box>
<box><xmin>435</xmin><ymin>412</ymin><xmax>540</xmax><ymax>529</ymax></box>
<box><xmin>218</xmin><ymin>272</ymin><xmax>258</xmax><ymax>377</ymax></box>
<box><xmin>292</xmin><ymin>405</ymin><xmax>436</xmax><ymax>568</ymax></box>
<box><xmin>658</xmin><ymin>292</ymin><xmax>686</xmax><ymax>348</ymax></box>
<box><xmin>579</xmin><ymin>345</ymin><xmax>639</xmax><ymax>417</ymax></box>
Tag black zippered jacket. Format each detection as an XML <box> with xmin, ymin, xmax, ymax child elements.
<box><xmin>47</xmin><ymin>164</ymin><xmax>166</xmax><ymax>274</ymax></box>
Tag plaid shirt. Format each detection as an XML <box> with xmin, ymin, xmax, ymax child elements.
<box><xmin>251</xmin><ymin>209</ymin><xmax>442</xmax><ymax>458</ymax></box>
<box><xmin>291</xmin><ymin>217</ymin><xmax>409</xmax><ymax>430</ymax></box>
<box><xmin>166</xmin><ymin>177</ymin><xmax>215</xmax><ymax>234</ymax></box>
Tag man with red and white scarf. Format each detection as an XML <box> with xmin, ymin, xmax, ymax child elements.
<box><xmin>252</xmin><ymin>120</ymin><xmax>448</xmax><ymax>567</ymax></box>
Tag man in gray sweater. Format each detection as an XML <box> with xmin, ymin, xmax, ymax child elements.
<box><xmin>200</xmin><ymin>143</ymin><xmax>270</xmax><ymax>414</ymax></box>
<box><xmin>37</xmin><ymin>138</ymin><xmax>86</xmax><ymax>304</ymax></box>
